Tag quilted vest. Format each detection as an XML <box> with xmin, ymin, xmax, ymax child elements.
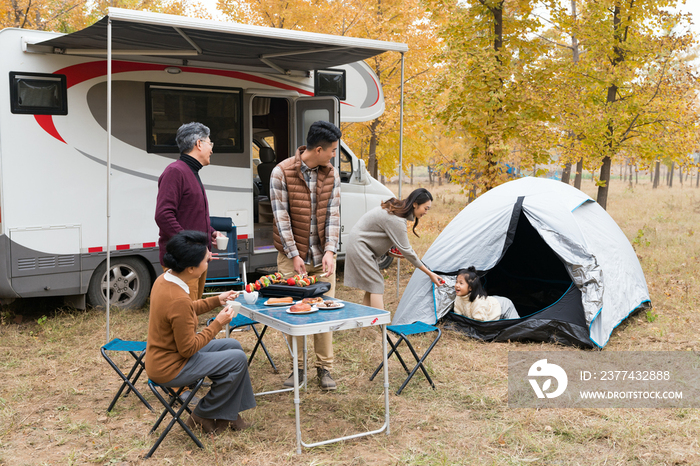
<box><xmin>272</xmin><ymin>147</ymin><xmax>336</xmax><ymax>261</ymax></box>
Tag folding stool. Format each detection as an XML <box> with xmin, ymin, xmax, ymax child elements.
<box><xmin>145</xmin><ymin>378</ymin><xmax>205</xmax><ymax>458</ymax></box>
<box><xmin>207</xmin><ymin>315</ymin><xmax>277</xmax><ymax>372</ymax></box>
<box><xmin>369</xmin><ymin>322</ymin><xmax>442</xmax><ymax>395</ymax></box>
<box><xmin>100</xmin><ymin>338</ymin><xmax>153</xmax><ymax>412</ymax></box>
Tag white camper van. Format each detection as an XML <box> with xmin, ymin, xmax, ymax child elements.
<box><xmin>0</xmin><ymin>9</ymin><xmax>406</xmax><ymax>309</ymax></box>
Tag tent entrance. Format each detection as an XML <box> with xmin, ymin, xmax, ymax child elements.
<box><xmin>484</xmin><ymin>210</ymin><xmax>572</xmax><ymax>317</ymax></box>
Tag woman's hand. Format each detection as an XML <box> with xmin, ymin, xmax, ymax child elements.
<box><xmin>428</xmin><ymin>271</ymin><xmax>444</xmax><ymax>287</ymax></box>
<box><xmin>218</xmin><ymin>290</ymin><xmax>240</xmax><ymax>306</ymax></box>
<box><xmin>214</xmin><ymin>304</ymin><xmax>236</xmax><ymax>326</ymax></box>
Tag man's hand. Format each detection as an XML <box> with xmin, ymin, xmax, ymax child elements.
<box><xmin>322</xmin><ymin>251</ymin><xmax>335</xmax><ymax>276</ymax></box>
<box><xmin>293</xmin><ymin>256</ymin><xmax>307</xmax><ymax>275</ymax></box>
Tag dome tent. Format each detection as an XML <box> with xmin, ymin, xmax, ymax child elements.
<box><xmin>393</xmin><ymin>177</ymin><xmax>650</xmax><ymax>348</ymax></box>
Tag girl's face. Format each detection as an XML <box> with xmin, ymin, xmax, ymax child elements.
<box><xmin>455</xmin><ymin>274</ymin><xmax>470</xmax><ymax>297</ymax></box>
<box><xmin>413</xmin><ymin>200</ymin><xmax>432</xmax><ymax>219</ymax></box>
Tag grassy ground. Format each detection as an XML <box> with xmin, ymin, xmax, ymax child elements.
<box><xmin>1</xmin><ymin>177</ymin><xmax>699</xmax><ymax>465</ymax></box>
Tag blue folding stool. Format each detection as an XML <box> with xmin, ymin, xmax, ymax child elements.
<box><xmin>370</xmin><ymin>322</ymin><xmax>442</xmax><ymax>395</ymax></box>
<box><xmin>145</xmin><ymin>378</ymin><xmax>205</xmax><ymax>458</ymax></box>
<box><xmin>100</xmin><ymin>338</ymin><xmax>153</xmax><ymax>412</ymax></box>
<box><xmin>207</xmin><ymin>315</ymin><xmax>277</xmax><ymax>372</ymax></box>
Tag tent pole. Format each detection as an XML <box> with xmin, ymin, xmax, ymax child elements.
<box><xmin>396</xmin><ymin>52</ymin><xmax>405</xmax><ymax>299</ymax></box>
<box><xmin>106</xmin><ymin>17</ymin><xmax>112</xmax><ymax>344</ymax></box>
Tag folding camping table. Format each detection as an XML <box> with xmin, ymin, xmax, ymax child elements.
<box><xmin>234</xmin><ymin>296</ymin><xmax>391</xmax><ymax>454</ymax></box>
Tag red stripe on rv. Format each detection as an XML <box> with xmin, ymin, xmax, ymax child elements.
<box><xmin>237</xmin><ymin>235</ymin><xmax>248</xmax><ymax>239</ymax></box>
<box><xmin>88</xmin><ymin>247</ymin><xmax>103</xmax><ymax>253</ymax></box>
<box><xmin>143</xmin><ymin>242</ymin><xmax>156</xmax><ymax>248</ymax></box>
<box><xmin>41</xmin><ymin>60</ymin><xmax>316</xmax><ymax>144</ymax></box>
<box><xmin>34</xmin><ymin>115</ymin><xmax>67</xmax><ymax>144</ymax></box>
<box><xmin>116</xmin><ymin>244</ymin><xmax>130</xmax><ymax>250</ymax></box>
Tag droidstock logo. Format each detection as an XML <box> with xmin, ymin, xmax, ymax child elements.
<box><xmin>528</xmin><ymin>359</ymin><xmax>568</xmax><ymax>399</ymax></box>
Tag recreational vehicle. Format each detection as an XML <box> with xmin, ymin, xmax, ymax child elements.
<box><xmin>0</xmin><ymin>9</ymin><xmax>407</xmax><ymax>309</ymax></box>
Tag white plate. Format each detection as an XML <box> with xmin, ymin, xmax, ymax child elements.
<box><xmin>265</xmin><ymin>299</ymin><xmax>295</xmax><ymax>306</ymax></box>
<box><xmin>285</xmin><ymin>306</ymin><xmax>318</xmax><ymax>315</ymax></box>
<box><xmin>316</xmin><ymin>302</ymin><xmax>345</xmax><ymax>310</ymax></box>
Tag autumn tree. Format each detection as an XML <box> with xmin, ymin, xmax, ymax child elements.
<box><xmin>537</xmin><ymin>0</ymin><xmax>699</xmax><ymax>208</ymax></box>
<box><xmin>217</xmin><ymin>0</ymin><xmax>441</xmax><ymax>180</ymax></box>
<box><xmin>428</xmin><ymin>0</ymin><xmax>552</xmax><ymax>194</ymax></box>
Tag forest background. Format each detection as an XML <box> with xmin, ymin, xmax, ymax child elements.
<box><xmin>2</xmin><ymin>0</ymin><xmax>700</xmax><ymax>207</ymax></box>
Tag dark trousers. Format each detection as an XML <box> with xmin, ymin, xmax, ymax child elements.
<box><xmin>165</xmin><ymin>339</ymin><xmax>256</xmax><ymax>421</ymax></box>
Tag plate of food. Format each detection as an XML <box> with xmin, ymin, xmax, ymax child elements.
<box><xmin>265</xmin><ymin>297</ymin><xmax>294</xmax><ymax>306</ymax></box>
<box><xmin>285</xmin><ymin>302</ymin><xmax>318</xmax><ymax>314</ymax></box>
<box><xmin>316</xmin><ymin>300</ymin><xmax>344</xmax><ymax>310</ymax></box>
<box><xmin>299</xmin><ymin>297</ymin><xmax>325</xmax><ymax>306</ymax></box>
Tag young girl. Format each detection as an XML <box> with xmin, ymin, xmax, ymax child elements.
<box><xmin>453</xmin><ymin>267</ymin><xmax>519</xmax><ymax>321</ymax></box>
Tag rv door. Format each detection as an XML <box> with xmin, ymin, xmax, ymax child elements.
<box><xmin>294</xmin><ymin>96</ymin><xmax>340</xmax><ymax>171</ymax></box>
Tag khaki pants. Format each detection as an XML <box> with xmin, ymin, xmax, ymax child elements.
<box><xmin>277</xmin><ymin>252</ymin><xmax>335</xmax><ymax>370</ymax></box>
<box><xmin>161</xmin><ymin>266</ymin><xmax>207</xmax><ymax>301</ymax></box>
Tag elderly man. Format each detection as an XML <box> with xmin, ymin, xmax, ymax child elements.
<box><xmin>155</xmin><ymin>122</ymin><xmax>224</xmax><ymax>301</ymax></box>
<box><xmin>270</xmin><ymin>120</ymin><xmax>342</xmax><ymax>390</ymax></box>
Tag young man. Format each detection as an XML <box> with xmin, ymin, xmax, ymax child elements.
<box><xmin>269</xmin><ymin>120</ymin><xmax>342</xmax><ymax>390</ymax></box>
<box><xmin>155</xmin><ymin>122</ymin><xmax>225</xmax><ymax>301</ymax></box>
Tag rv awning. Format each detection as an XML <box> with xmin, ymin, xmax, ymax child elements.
<box><xmin>33</xmin><ymin>8</ymin><xmax>408</xmax><ymax>74</ymax></box>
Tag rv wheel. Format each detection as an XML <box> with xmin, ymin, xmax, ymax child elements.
<box><xmin>87</xmin><ymin>257</ymin><xmax>151</xmax><ymax>310</ymax></box>
<box><xmin>377</xmin><ymin>254</ymin><xmax>394</xmax><ymax>270</ymax></box>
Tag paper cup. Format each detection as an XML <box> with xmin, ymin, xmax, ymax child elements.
<box><xmin>243</xmin><ymin>291</ymin><xmax>258</xmax><ymax>304</ymax></box>
<box><xmin>226</xmin><ymin>300</ymin><xmax>241</xmax><ymax>318</ymax></box>
<box><xmin>216</xmin><ymin>236</ymin><xmax>229</xmax><ymax>250</ymax></box>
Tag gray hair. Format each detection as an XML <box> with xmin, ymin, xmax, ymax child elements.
<box><xmin>176</xmin><ymin>122</ymin><xmax>210</xmax><ymax>154</ymax></box>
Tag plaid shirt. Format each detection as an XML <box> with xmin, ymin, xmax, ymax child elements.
<box><xmin>269</xmin><ymin>159</ymin><xmax>341</xmax><ymax>266</ymax></box>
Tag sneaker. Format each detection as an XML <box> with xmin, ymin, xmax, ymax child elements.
<box><xmin>317</xmin><ymin>367</ymin><xmax>337</xmax><ymax>390</ymax></box>
<box><xmin>282</xmin><ymin>369</ymin><xmax>304</xmax><ymax>388</ymax></box>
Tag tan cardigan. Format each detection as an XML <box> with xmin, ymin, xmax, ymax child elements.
<box><xmin>145</xmin><ymin>274</ymin><xmax>223</xmax><ymax>383</ymax></box>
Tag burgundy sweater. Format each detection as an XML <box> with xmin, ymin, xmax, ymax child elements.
<box><xmin>155</xmin><ymin>159</ymin><xmax>215</xmax><ymax>264</ymax></box>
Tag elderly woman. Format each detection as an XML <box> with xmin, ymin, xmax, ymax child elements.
<box><xmin>146</xmin><ymin>230</ymin><xmax>255</xmax><ymax>434</ymax></box>
<box><xmin>344</xmin><ymin>188</ymin><xmax>443</xmax><ymax>310</ymax></box>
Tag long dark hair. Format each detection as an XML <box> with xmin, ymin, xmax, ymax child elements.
<box><xmin>457</xmin><ymin>266</ymin><xmax>487</xmax><ymax>302</ymax></box>
<box><xmin>163</xmin><ymin>230</ymin><xmax>209</xmax><ymax>273</ymax></box>
<box><xmin>381</xmin><ymin>188</ymin><xmax>433</xmax><ymax>237</ymax></box>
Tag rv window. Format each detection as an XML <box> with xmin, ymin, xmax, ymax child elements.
<box><xmin>339</xmin><ymin>148</ymin><xmax>353</xmax><ymax>183</ymax></box>
<box><xmin>10</xmin><ymin>72</ymin><xmax>67</xmax><ymax>115</ymax></box>
<box><xmin>147</xmin><ymin>84</ymin><xmax>243</xmax><ymax>153</ymax></box>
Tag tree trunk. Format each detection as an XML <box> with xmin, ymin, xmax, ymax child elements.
<box><xmin>597</xmin><ymin>156</ymin><xmax>612</xmax><ymax>209</ymax></box>
<box><xmin>410</xmin><ymin>164</ymin><xmax>414</xmax><ymax>185</ymax></box>
<box><xmin>679</xmin><ymin>165</ymin><xmax>683</xmax><ymax>186</ymax></box>
<box><xmin>653</xmin><ymin>160</ymin><xmax>660</xmax><ymax>188</ymax></box>
<box><xmin>635</xmin><ymin>165</ymin><xmax>638</xmax><ymax>185</ymax></box>
<box><xmin>427</xmin><ymin>165</ymin><xmax>433</xmax><ymax>185</ymax></box>
<box><xmin>697</xmin><ymin>167</ymin><xmax>699</xmax><ymax>187</ymax></box>
<box><xmin>561</xmin><ymin>163</ymin><xmax>571</xmax><ymax>184</ymax></box>
<box><xmin>628</xmin><ymin>160</ymin><xmax>633</xmax><ymax>189</ymax></box>
<box><xmin>669</xmin><ymin>162</ymin><xmax>675</xmax><ymax>187</ymax></box>
<box><xmin>597</xmin><ymin>5</ymin><xmax>624</xmax><ymax>210</ymax></box>
<box><xmin>574</xmin><ymin>160</ymin><xmax>583</xmax><ymax>189</ymax></box>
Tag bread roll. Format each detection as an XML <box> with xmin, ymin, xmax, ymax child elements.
<box><xmin>289</xmin><ymin>303</ymin><xmax>312</xmax><ymax>313</ymax></box>
<box><xmin>267</xmin><ymin>297</ymin><xmax>293</xmax><ymax>305</ymax></box>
